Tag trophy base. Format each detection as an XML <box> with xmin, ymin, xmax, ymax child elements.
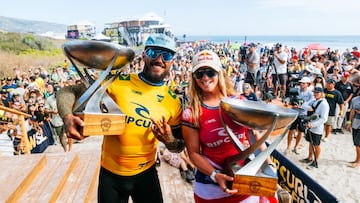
<box><xmin>75</xmin><ymin>112</ymin><xmax>126</xmax><ymax>136</ymax></box>
<box><xmin>230</xmin><ymin>174</ymin><xmax>278</xmax><ymax>197</ymax></box>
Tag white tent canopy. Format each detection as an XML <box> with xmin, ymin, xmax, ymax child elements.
<box><xmin>92</xmin><ymin>33</ymin><xmax>111</xmax><ymax>41</ymax></box>
<box><xmin>139</xmin><ymin>12</ymin><xmax>163</xmax><ymax>22</ymax></box>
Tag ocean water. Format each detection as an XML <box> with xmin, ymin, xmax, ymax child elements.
<box><xmin>180</xmin><ymin>35</ymin><xmax>360</xmax><ymax>53</ymax></box>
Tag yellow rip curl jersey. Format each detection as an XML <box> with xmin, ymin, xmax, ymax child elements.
<box><xmin>104</xmin><ymin>73</ymin><xmax>182</xmax><ymax>176</ymax></box>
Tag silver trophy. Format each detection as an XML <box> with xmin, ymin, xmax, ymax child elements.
<box><xmin>220</xmin><ymin>98</ymin><xmax>298</xmax><ymax>196</ymax></box>
<box><xmin>62</xmin><ymin>40</ymin><xmax>135</xmax><ymax>136</ymax></box>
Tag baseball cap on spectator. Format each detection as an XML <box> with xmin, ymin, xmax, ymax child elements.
<box><xmin>304</xmin><ymin>65</ymin><xmax>315</xmax><ymax>73</ymax></box>
<box><xmin>144</xmin><ymin>33</ymin><xmax>176</xmax><ymax>53</ymax></box>
<box><xmin>299</xmin><ymin>77</ymin><xmax>311</xmax><ymax>83</ymax></box>
<box><xmin>313</xmin><ymin>87</ymin><xmax>324</xmax><ymax>93</ymax></box>
<box><xmin>0</xmin><ymin>89</ymin><xmax>7</xmax><ymax>94</ymax></box>
<box><xmin>332</xmin><ymin>56</ymin><xmax>339</xmax><ymax>61</ymax></box>
<box><xmin>327</xmin><ymin>78</ymin><xmax>336</xmax><ymax>84</ymax></box>
<box><xmin>342</xmin><ymin>71</ymin><xmax>350</xmax><ymax>77</ymax></box>
<box><xmin>249</xmin><ymin>43</ymin><xmax>257</xmax><ymax>47</ymax></box>
<box><xmin>6</xmin><ymin>77</ymin><xmax>12</xmax><ymax>81</ymax></box>
<box><xmin>353</xmin><ymin>46</ymin><xmax>358</xmax><ymax>51</ymax></box>
<box><xmin>13</xmin><ymin>92</ymin><xmax>20</xmax><ymax>97</ymax></box>
<box><xmin>192</xmin><ymin>50</ymin><xmax>222</xmax><ymax>73</ymax></box>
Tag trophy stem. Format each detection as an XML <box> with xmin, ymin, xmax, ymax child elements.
<box><xmin>84</xmin><ymin>72</ymin><xmax>122</xmax><ymax>114</ymax></box>
<box><xmin>226</xmin><ymin>114</ymin><xmax>279</xmax><ymax>164</ymax></box>
<box><xmin>219</xmin><ymin>111</ymin><xmax>246</xmax><ymax>152</ymax></box>
<box><xmin>236</xmin><ymin>125</ymin><xmax>290</xmax><ymax>176</ymax></box>
<box><xmin>73</xmin><ymin>49</ymin><xmax>120</xmax><ymax>113</ymax></box>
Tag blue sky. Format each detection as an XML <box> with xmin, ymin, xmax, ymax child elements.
<box><xmin>2</xmin><ymin>0</ymin><xmax>360</xmax><ymax>36</ymax></box>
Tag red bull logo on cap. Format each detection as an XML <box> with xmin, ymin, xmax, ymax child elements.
<box><xmin>196</xmin><ymin>51</ymin><xmax>214</xmax><ymax>62</ymax></box>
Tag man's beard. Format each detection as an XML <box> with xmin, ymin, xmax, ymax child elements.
<box><xmin>142</xmin><ymin>63</ymin><xmax>169</xmax><ymax>83</ymax></box>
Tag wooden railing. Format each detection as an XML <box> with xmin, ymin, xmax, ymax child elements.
<box><xmin>0</xmin><ymin>105</ymin><xmax>31</xmax><ymax>154</ymax></box>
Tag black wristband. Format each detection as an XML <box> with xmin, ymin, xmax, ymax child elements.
<box><xmin>166</xmin><ymin>139</ymin><xmax>184</xmax><ymax>153</ymax></box>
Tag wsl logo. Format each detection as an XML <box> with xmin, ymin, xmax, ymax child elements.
<box><xmin>125</xmin><ymin>102</ymin><xmax>152</xmax><ymax>128</ymax></box>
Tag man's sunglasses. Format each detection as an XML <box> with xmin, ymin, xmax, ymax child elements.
<box><xmin>194</xmin><ymin>69</ymin><xmax>218</xmax><ymax>79</ymax></box>
<box><xmin>145</xmin><ymin>48</ymin><xmax>174</xmax><ymax>62</ymax></box>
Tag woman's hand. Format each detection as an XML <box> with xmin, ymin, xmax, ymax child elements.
<box><xmin>216</xmin><ymin>172</ymin><xmax>238</xmax><ymax>194</ymax></box>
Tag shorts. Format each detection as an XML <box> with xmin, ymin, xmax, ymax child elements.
<box><xmin>245</xmin><ymin>71</ymin><xmax>259</xmax><ymax>86</ymax></box>
<box><xmin>272</xmin><ymin>73</ymin><xmax>287</xmax><ymax>85</ymax></box>
<box><xmin>289</xmin><ymin>117</ymin><xmax>306</xmax><ymax>132</ymax></box>
<box><xmin>325</xmin><ymin>116</ymin><xmax>335</xmax><ymax>126</ymax></box>
<box><xmin>352</xmin><ymin>128</ymin><xmax>360</xmax><ymax>147</ymax></box>
<box><xmin>305</xmin><ymin>131</ymin><xmax>322</xmax><ymax>146</ymax></box>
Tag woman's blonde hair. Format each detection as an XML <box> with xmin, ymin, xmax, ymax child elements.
<box><xmin>188</xmin><ymin>68</ymin><xmax>235</xmax><ymax>127</ymax></box>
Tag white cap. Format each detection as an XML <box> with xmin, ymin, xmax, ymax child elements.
<box><xmin>299</xmin><ymin>77</ymin><xmax>311</xmax><ymax>83</ymax></box>
<box><xmin>192</xmin><ymin>50</ymin><xmax>222</xmax><ymax>72</ymax></box>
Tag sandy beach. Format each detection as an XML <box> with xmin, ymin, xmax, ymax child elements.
<box><xmin>45</xmin><ymin>129</ymin><xmax>359</xmax><ymax>203</ymax></box>
<box><xmin>275</xmin><ymin>129</ymin><xmax>360</xmax><ymax>203</ymax></box>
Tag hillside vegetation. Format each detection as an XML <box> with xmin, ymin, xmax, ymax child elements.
<box><xmin>0</xmin><ymin>32</ymin><xmax>67</xmax><ymax>77</ymax></box>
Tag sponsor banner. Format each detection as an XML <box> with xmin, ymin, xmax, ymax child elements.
<box><xmin>271</xmin><ymin>149</ymin><xmax>339</xmax><ymax>202</ymax></box>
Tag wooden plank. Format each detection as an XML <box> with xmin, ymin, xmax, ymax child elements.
<box><xmin>57</xmin><ymin>151</ymin><xmax>101</xmax><ymax>203</ymax></box>
<box><xmin>17</xmin><ymin>155</ymin><xmax>71</xmax><ymax>202</ymax></box>
<box><xmin>0</xmin><ymin>154</ymin><xmax>46</xmax><ymax>203</ymax></box>
<box><xmin>158</xmin><ymin>157</ymin><xmax>195</xmax><ymax>203</ymax></box>
<box><xmin>29</xmin><ymin>152</ymin><xmax>79</xmax><ymax>202</ymax></box>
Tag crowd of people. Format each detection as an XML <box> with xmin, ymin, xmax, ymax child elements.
<box><xmin>1</xmin><ymin>34</ymin><xmax>360</xmax><ymax>202</ymax></box>
<box><xmin>0</xmin><ymin>61</ymin><xmax>80</xmax><ymax>155</ymax></box>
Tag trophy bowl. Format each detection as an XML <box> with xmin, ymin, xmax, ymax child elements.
<box><xmin>221</xmin><ymin>98</ymin><xmax>298</xmax><ymax>197</ymax></box>
<box><xmin>220</xmin><ymin>98</ymin><xmax>298</xmax><ymax>130</ymax></box>
<box><xmin>62</xmin><ymin>40</ymin><xmax>135</xmax><ymax>70</ymax></box>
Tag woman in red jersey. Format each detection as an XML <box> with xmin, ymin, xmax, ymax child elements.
<box><xmin>182</xmin><ymin>50</ymin><xmax>277</xmax><ymax>203</ymax></box>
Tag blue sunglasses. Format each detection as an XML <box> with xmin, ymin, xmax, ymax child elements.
<box><xmin>145</xmin><ymin>48</ymin><xmax>174</xmax><ymax>62</ymax></box>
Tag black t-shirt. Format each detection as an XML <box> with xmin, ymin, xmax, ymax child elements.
<box><xmin>324</xmin><ymin>88</ymin><xmax>344</xmax><ymax>116</ymax></box>
<box><xmin>335</xmin><ymin>81</ymin><xmax>354</xmax><ymax>101</ymax></box>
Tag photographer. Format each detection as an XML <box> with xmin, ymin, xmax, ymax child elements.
<box><xmin>300</xmin><ymin>87</ymin><xmax>329</xmax><ymax>169</ymax></box>
<box><xmin>245</xmin><ymin>43</ymin><xmax>260</xmax><ymax>90</ymax></box>
<box><xmin>272</xmin><ymin>43</ymin><xmax>288</xmax><ymax>98</ymax></box>
<box><xmin>285</xmin><ymin>77</ymin><xmax>314</xmax><ymax>155</ymax></box>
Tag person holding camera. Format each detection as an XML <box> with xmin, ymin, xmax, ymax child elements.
<box><xmin>272</xmin><ymin>44</ymin><xmax>288</xmax><ymax>98</ymax></box>
<box><xmin>285</xmin><ymin>77</ymin><xmax>314</xmax><ymax>155</ymax></box>
<box><xmin>245</xmin><ymin>43</ymin><xmax>260</xmax><ymax>90</ymax></box>
<box><xmin>300</xmin><ymin>87</ymin><xmax>329</xmax><ymax>169</ymax></box>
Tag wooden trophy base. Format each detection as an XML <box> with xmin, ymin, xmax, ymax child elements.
<box><xmin>224</xmin><ymin>160</ymin><xmax>278</xmax><ymax>197</ymax></box>
<box><xmin>75</xmin><ymin>112</ymin><xmax>126</xmax><ymax>136</ymax></box>
<box><xmin>231</xmin><ymin>174</ymin><xmax>278</xmax><ymax>197</ymax></box>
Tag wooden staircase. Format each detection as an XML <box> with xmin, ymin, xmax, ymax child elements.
<box><xmin>0</xmin><ymin>152</ymin><xmax>100</xmax><ymax>203</ymax></box>
<box><xmin>0</xmin><ymin>147</ymin><xmax>194</xmax><ymax>203</ymax></box>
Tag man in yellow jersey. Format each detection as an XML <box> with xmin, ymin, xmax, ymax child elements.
<box><xmin>56</xmin><ymin>33</ymin><xmax>183</xmax><ymax>203</ymax></box>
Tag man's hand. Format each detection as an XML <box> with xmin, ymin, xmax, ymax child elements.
<box><xmin>150</xmin><ymin>116</ymin><xmax>174</xmax><ymax>144</ymax></box>
<box><xmin>63</xmin><ymin>114</ymin><xmax>86</xmax><ymax>140</ymax></box>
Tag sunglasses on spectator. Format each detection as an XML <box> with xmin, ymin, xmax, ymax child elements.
<box><xmin>194</xmin><ymin>69</ymin><xmax>218</xmax><ymax>79</ymax></box>
<box><xmin>145</xmin><ymin>48</ymin><xmax>174</xmax><ymax>62</ymax></box>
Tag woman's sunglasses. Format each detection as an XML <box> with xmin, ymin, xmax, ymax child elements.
<box><xmin>194</xmin><ymin>69</ymin><xmax>218</xmax><ymax>79</ymax></box>
<box><xmin>145</xmin><ymin>48</ymin><xmax>174</xmax><ymax>62</ymax></box>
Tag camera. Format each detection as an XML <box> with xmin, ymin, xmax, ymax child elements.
<box><xmin>264</xmin><ymin>47</ymin><xmax>275</xmax><ymax>63</ymax></box>
<box><xmin>284</xmin><ymin>87</ymin><xmax>303</xmax><ymax>106</ymax></box>
<box><xmin>239</xmin><ymin>46</ymin><xmax>248</xmax><ymax>64</ymax></box>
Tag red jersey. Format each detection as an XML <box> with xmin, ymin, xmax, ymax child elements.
<box><xmin>182</xmin><ymin>100</ymin><xmax>249</xmax><ymax>167</ymax></box>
